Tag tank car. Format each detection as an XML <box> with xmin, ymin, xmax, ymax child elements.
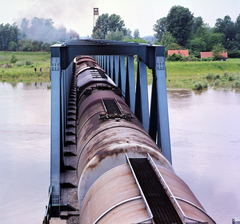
<box><xmin>75</xmin><ymin>55</ymin><xmax>215</xmax><ymax>224</ymax></box>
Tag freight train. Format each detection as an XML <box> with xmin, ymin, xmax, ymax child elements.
<box><xmin>75</xmin><ymin>55</ymin><xmax>215</xmax><ymax>224</ymax></box>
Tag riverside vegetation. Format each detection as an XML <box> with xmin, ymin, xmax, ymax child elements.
<box><xmin>1</xmin><ymin>51</ymin><xmax>240</xmax><ymax>90</ymax></box>
<box><xmin>0</xmin><ymin>51</ymin><xmax>50</xmax><ymax>83</ymax></box>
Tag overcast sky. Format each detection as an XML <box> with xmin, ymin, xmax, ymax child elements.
<box><xmin>1</xmin><ymin>0</ymin><xmax>239</xmax><ymax>37</ymax></box>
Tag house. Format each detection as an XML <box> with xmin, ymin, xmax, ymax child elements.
<box><xmin>168</xmin><ymin>50</ymin><xmax>189</xmax><ymax>57</ymax></box>
<box><xmin>200</xmin><ymin>50</ymin><xmax>228</xmax><ymax>60</ymax></box>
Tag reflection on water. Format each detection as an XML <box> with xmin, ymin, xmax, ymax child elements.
<box><xmin>168</xmin><ymin>89</ymin><xmax>240</xmax><ymax>224</ymax></box>
<box><xmin>0</xmin><ymin>83</ymin><xmax>239</xmax><ymax>224</ymax></box>
<box><xmin>0</xmin><ymin>82</ymin><xmax>50</xmax><ymax>224</ymax></box>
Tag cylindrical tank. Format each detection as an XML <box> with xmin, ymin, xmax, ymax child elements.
<box><xmin>75</xmin><ymin>56</ymin><xmax>215</xmax><ymax>224</ymax></box>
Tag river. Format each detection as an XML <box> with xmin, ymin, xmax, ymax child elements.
<box><xmin>0</xmin><ymin>82</ymin><xmax>239</xmax><ymax>224</ymax></box>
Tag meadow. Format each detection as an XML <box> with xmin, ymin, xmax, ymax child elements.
<box><xmin>0</xmin><ymin>51</ymin><xmax>51</xmax><ymax>82</ymax></box>
<box><xmin>1</xmin><ymin>51</ymin><xmax>240</xmax><ymax>90</ymax></box>
<box><xmin>148</xmin><ymin>58</ymin><xmax>240</xmax><ymax>89</ymax></box>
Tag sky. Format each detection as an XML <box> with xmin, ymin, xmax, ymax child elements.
<box><xmin>1</xmin><ymin>0</ymin><xmax>239</xmax><ymax>37</ymax></box>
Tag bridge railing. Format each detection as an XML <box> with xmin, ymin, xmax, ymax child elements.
<box><xmin>49</xmin><ymin>39</ymin><xmax>172</xmax><ymax>220</ymax></box>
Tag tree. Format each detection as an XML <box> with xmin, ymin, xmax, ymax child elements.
<box><xmin>153</xmin><ymin>17</ymin><xmax>167</xmax><ymax>42</ymax></box>
<box><xmin>133</xmin><ymin>29</ymin><xmax>140</xmax><ymax>39</ymax></box>
<box><xmin>189</xmin><ymin>37</ymin><xmax>206</xmax><ymax>54</ymax></box>
<box><xmin>208</xmin><ymin>33</ymin><xmax>225</xmax><ymax>50</ymax></box>
<box><xmin>212</xmin><ymin>43</ymin><xmax>224</xmax><ymax>57</ymax></box>
<box><xmin>166</xmin><ymin>5</ymin><xmax>194</xmax><ymax>47</ymax></box>
<box><xmin>9</xmin><ymin>41</ymin><xmax>18</xmax><ymax>51</ymax></box>
<box><xmin>192</xmin><ymin>17</ymin><xmax>204</xmax><ymax>34</ymax></box>
<box><xmin>125</xmin><ymin>28</ymin><xmax>132</xmax><ymax>38</ymax></box>
<box><xmin>105</xmin><ymin>30</ymin><xmax>124</xmax><ymax>41</ymax></box>
<box><xmin>159</xmin><ymin>31</ymin><xmax>176</xmax><ymax>50</ymax></box>
<box><xmin>0</xmin><ymin>23</ymin><xmax>19</xmax><ymax>50</ymax></box>
<box><xmin>214</xmin><ymin>15</ymin><xmax>236</xmax><ymax>49</ymax></box>
<box><xmin>92</xmin><ymin>13</ymin><xmax>126</xmax><ymax>39</ymax></box>
<box><xmin>168</xmin><ymin>43</ymin><xmax>182</xmax><ymax>50</ymax></box>
<box><xmin>236</xmin><ymin>14</ymin><xmax>240</xmax><ymax>35</ymax></box>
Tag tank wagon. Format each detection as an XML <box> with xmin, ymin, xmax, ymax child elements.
<box><xmin>75</xmin><ymin>55</ymin><xmax>215</xmax><ymax>224</ymax></box>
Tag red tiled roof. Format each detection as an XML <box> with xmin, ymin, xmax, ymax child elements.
<box><xmin>220</xmin><ymin>50</ymin><xmax>228</xmax><ymax>58</ymax></box>
<box><xmin>168</xmin><ymin>50</ymin><xmax>189</xmax><ymax>57</ymax></box>
<box><xmin>201</xmin><ymin>51</ymin><xmax>228</xmax><ymax>58</ymax></box>
<box><xmin>200</xmin><ymin>52</ymin><xmax>213</xmax><ymax>58</ymax></box>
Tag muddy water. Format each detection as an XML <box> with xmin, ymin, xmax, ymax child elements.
<box><xmin>0</xmin><ymin>82</ymin><xmax>50</xmax><ymax>224</ymax></box>
<box><xmin>0</xmin><ymin>83</ymin><xmax>239</xmax><ymax>224</ymax></box>
<box><xmin>167</xmin><ymin>89</ymin><xmax>240</xmax><ymax>224</ymax></box>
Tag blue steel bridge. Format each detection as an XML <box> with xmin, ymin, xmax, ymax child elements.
<box><xmin>44</xmin><ymin>39</ymin><xmax>215</xmax><ymax>224</ymax></box>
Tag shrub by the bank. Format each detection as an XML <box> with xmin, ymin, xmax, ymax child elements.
<box><xmin>167</xmin><ymin>53</ymin><xmax>224</xmax><ymax>62</ymax></box>
<box><xmin>192</xmin><ymin>80</ymin><xmax>208</xmax><ymax>90</ymax></box>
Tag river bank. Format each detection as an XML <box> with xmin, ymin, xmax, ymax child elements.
<box><xmin>1</xmin><ymin>51</ymin><xmax>239</xmax><ymax>90</ymax></box>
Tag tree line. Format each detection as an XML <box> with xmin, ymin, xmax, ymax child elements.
<box><xmin>92</xmin><ymin>6</ymin><xmax>240</xmax><ymax>58</ymax></box>
<box><xmin>0</xmin><ymin>17</ymin><xmax>79</xmax><ymax>52</ymax></box>
<box><xmin>1</xmin><ymin>7</ymin><xmax>240</xmax><ymax>57</ymax></box>
<box><xmin>153</xmin><ymin>6</ymin><xmax>240</xmax><ymax>58</ymax></box>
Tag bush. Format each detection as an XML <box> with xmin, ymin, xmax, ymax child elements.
<box><xmin>223</xmin><ymin>71</ymin><xmax>229</xmax><ymax>77</ymax></box>
<box><xmin>214</xmin><ymin>79</ymin><xmax>220</xmax><ymax>86</ymax></box>
<box><xmin>200</xmin><ymin>57</ymin><xmax>213</xmax><ymax>61</ymax></box>
<box><xmin>25</xmin><ymin>61</ymin><xmax>32</xmax><ymax>65</ymax></box>
<box><xmin>192</xmin><ymin>81</ymin><xmax>208</xmax><ymax>90</ymax></box>
<box><xmin>212</xmin><ymin>55</ymin><xmax>223</xmax><ymax>61</ymax></box>
<box><xmin>228</xmin><ymin>74</ymin><xmax>235</xmax><ymax>81</ymax></box>
<box><xmin>16</xmin><ymin>62</ymin><xmax>24</xmax><ymax>67</ymax></box>
<box><xmin>22</xmin><ymin>43</ymin><xmax>32</xmax><ymax>51</ymax></box>
<box><xmin>228</xmin><ymin>50</ymin><xmax>240</xmax><ymax>58</ymax></box>
<box><xmin>167</xmin><ymin>53</ymin><xmax>182</xmax><ymax>61</ymax></box>
<box><xmin>234</xmin><ymin>80</ymin><xmax>240</xmax><ymax>88</ymax></box>
<box><xmin>41</xmin><ymin>43</ymin><xmax>51</xmax><ymax>52</ymax></box>
<box><xmin>206</xmin><ymin>73</ymin><xmax>215</xmax><ymax>79</ymax></box>
<box><xmin>10</xmin><ymin>54</ymin><xmax>18</xmax><ymax>63</ymax></box>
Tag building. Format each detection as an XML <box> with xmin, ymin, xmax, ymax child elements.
<box><xmin>168</xmin><ymin>50</ymin><xmax>189</xmax><ymax>57</ymax></box>
<box><xmin>200</xmin><ymin>50</ymin><xmax>228</xmax><ymax>60</ymax></box>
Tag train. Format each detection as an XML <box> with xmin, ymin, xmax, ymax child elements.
<box><xmin>74</xmin><ymin>55</ymin><xmax>215</xmax><ymax>224</ymax></box>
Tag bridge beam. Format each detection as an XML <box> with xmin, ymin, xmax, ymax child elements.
<box><xmin>50</xmin><ymin>55</ymin><xmax>61</xmax><ymax>213</ymax></box>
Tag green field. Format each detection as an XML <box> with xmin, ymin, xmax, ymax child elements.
<box><xmin>164</xmin><ymin>59</ymin><xmax>240</xmax><ymax>89</ymax></box>
<box><xmin>143</xmin><ymin>58</ymin><xmax>240</xmax><ymax>89</ymax></box>
<box><xmin>1</xmin><ymin>51</ymin><xmax>240</xmax><ymax>89</ymax></box>
<box><xmin>0</xmin><ymin>51</ymin><xmax>51</xmax><ymax>82</ymax></box>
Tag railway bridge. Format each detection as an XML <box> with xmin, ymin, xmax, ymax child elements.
<box><xmin>44</xmin><ymin>39</ymin><xmax>215</xmax><ymax>224</ymax></box>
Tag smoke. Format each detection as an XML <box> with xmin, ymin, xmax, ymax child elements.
<box><xmin>16</xmin><ymin>0</ymin><xmax>99</xmax><ymax>38</ymax></box>
<box><xmin>19</xmin><ymin>17</ymin><xmax>80</xmax><ymax>43</ymax></box>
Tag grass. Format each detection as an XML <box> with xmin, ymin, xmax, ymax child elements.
<box><xmin>159</xmin><ymin>59</ymin><xmax>240</xmax><ymax>89</ymax></box>
<box><xmin>1</xmin><ymin>51</ymin><xmax>240</xmax><ymax>90</ymax></box>
<box><xmin>0</xmin><ymin>51</ymin><xmax>51</xmax><ymax>83</ymax></box>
